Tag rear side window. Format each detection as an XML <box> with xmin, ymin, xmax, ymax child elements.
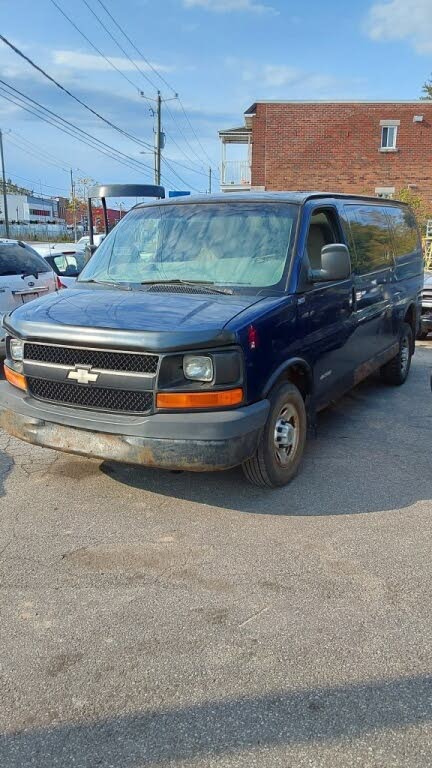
<box><xmin>343</xmin><ymin>205</ymin><xmax>393</xmax><ymax>274</ymax></box>
<box><xmin>50</xmin><ymin>252</ymin><xmax>85</xmax><ymax>277</ymax></box>
<box><xmin>0</xmin><ymin>243</ymin><xmax>50</xmax><ymax>277</ymax></box>
<box><xmin>383</xmin><ymin>206</ymin><xmax>420</xmax><ymax>257</ymax></box>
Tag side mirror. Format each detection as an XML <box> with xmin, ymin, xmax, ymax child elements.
<box><xmin>84</xmin><ymin>243</ymin><xmax>98</xmax><ymax>265</ymax></box>
<box><xmin>310</xmin><ymin>244</ymin><xmax>351</xmax><ymax>282</ymax></box>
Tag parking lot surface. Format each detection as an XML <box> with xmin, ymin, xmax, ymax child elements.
<box><xmin>0</xmin><ymin>343</ymin><xmax>431</xmax><ymax>767</ymax></box>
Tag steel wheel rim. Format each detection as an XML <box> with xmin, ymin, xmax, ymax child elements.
<box><xmin>273</xmin><ymin>403</ymin><xmax>300</xmax><ymax>467</ymax></box>
<box><xmin>400</xmin><ymin>335</ymin><xmax>410</xmax><ymax>375</ymax></box>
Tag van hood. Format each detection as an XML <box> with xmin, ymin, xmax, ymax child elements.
<box><xmin>4</xmin><ymin>286</ymin><xmax>273</xmax><ymax>352</ymax></box>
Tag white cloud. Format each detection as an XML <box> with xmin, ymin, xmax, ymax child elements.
<box><xmin>183</xmin><ymin>0</ymin><xmax>278</xmax><ymax>15</ymax></box>
<box><xmin>52</xmin><ymin>50</ymin><xmax>173</xmax><ymax>73</ymax></box>
<box><xmin>240</xmin><ymin>62</ymin><xmax>340</xmax><ymax>93</ymax></box>
<box><xmin>366</xmin><ymin>0</ymin><xmax>432</xmax><ymax>54</ymax></box>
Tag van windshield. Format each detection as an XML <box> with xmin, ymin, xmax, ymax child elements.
<box><xmin>78</xmin><ymin>202</ymin><xmax>298</xmax><ymax>290</ymax></box>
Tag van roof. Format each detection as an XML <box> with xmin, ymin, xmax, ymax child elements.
<box><xmin>136</xmin><ymin>191</ymin><xmax>410</xmax><ymax>207</ymax></box>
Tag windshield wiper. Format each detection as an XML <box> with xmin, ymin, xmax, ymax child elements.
<box><xmin>78</xmin><ymin>279</ymin><xmax>132</xmax><ymax>291</ymax></box>
<box><xmin>140</xmin><ymin>279</ymin><xmax>233</xmax><ymax>295</ymax></box>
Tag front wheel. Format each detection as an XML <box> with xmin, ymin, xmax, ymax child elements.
<box><xmin>242</xmin><ymin>382</ymin><xmax>307</xmax><ymax>488</ymax></box>
<box><xmin>380</xmin><ymin>322</ymin><xmax>413</xmax><ymax>386</ymax></box>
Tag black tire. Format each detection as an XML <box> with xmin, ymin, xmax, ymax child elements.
<box><xmin>242</xmin><ymin>382</ymin><xmax>307</xmax><ymax>488</ymax></box>
<box><xmin>380</xmin><ymin>322</ymin><xmax>413</xmax><ymax>386</ymax></box>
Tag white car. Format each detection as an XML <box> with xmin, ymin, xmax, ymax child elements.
<box><xmin>77</xmin><ymin>233</ymin><xmax>106</xmax><ymax>248</ymax></box>
<box><xmin>0</xmin><ymin>239</ymin><xmax>57</xmax><ymax>356</ymax></box>
<box><xmin>31</xmin><ymin>242</ymin><xmax>87</xmax><ymax>288</ymax></box>
<box><xmin>42</xmin><ymin>247</ymin><xmax>86</xmax><ymax>289</ymax></box>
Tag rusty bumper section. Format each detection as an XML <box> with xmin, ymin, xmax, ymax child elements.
<box><xmin>0</xmin><ymin>384</ymin><xmax>269</xmax><ymax>471</ymax></box>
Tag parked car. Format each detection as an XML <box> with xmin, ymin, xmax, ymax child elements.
<box><xmin>77</xmin><ymin>234</ymin><xmax>105</xmax><ymax>248</ymax></box>
<box><xmin>42</xmin><ymin>248</ymin><xmax>86</xmax><ymax>288</ymax></box>
<box><xmin>417</xmin><ymin>271</ymin><xmax>432</xmax><ymax>339</ymax></box>
<box><xmin>0</xmin><ymin>239</ymin><xmax>57</xmax><ymax>357</ymax></box>
<box><xmin>0</xmin><ymin>192</ymin><xmax>423</xmax><ymax>488</ymax></box>
<box><xmin>30</xmin><ymin>241</ymin><xmax>82</xmax><ymax>257</ymax></box>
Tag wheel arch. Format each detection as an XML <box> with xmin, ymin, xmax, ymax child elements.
<box><xmin>262</xmin><ymin>358</ymin><xmax>314</xmax><ymax>400</ymax></box>
<box><xmin>403</xmin><ymin>302</ymin><xmax>417</xmax><ymax>352</ymax></box>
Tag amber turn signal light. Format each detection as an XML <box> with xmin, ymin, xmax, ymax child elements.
<box><xmin>157</xmin><ymin>388</ymin><xmax>243</xmax><ymax>409</ymax></box>
<box><xmin>4</xmin><ymin>364</ymin><xmax>27</xmax><ymax>391</ymax></box>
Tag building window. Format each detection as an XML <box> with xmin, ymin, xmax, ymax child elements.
<box><xmin>30</xmin><ymin>208</ymin><xmax>50</xmax><ymax>216</ymax></box>
<box><xmin>381</xmin><ymin>125</ymin><xmax>397</xmax><ymax>149</ymax></box>
<box><xmin>379</xmin><ymin>120</ymin><xmax>399</xmax><ymax>151</ymax></box>
<box><xmin>375</xmin><ymin>186</ymin><xmax>395</xmax><ymax>199</ymax></box>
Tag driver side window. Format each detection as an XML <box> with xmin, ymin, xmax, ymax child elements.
<box><xmin>306</xmin><ymin>209</ymin><xmax>339</xmax><ymax>270</ymax></box>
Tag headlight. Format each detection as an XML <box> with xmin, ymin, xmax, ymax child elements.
<box><xmin>183</xmin><ymin>355</ymin><xmax>213</xmax><ymax>382</ymax></box>
<box><xmin>10</xmin><ymin>338</ymin><xmax>24</xmax><ymax>362</ymax></box>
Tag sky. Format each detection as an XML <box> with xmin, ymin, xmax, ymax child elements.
<box><xmin>0</xmin><ymin>0</ymin><xmax>431</xmax><ymax>201</ymax></box>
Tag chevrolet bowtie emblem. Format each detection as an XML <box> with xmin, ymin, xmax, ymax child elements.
<box><xmin>67</xmin><ymin>366</ymin><xmax>99</xmax><ymax>385</ymax></box>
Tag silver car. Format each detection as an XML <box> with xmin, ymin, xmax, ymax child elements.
<box><xmin>418</xmin><ymin>271</ymin><xmax>432</xmax><ymax>340</ymax></box>
<box><xmin>0</xmin><ymin>239</ymin><xmax>57</xmax><ymax>356</ymax></box>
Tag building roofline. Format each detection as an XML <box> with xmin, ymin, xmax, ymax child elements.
<box><xmin>244</xmin><ymin>99</ymin><xmax>432</xmax><ymax>114</ymax></box>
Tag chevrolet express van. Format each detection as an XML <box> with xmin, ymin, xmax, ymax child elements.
<box><xmin>0</xmin><ymin>192</ymin><xmax>423</xmax><ymax>488</ymax></box>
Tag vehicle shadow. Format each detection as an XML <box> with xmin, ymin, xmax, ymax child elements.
<box><xmin>101</xmin><ymin>371</ymin><xmax>432</xmax><ymax>517</ymax></box>
<box><xmin>0</xmin><ymin>674</ymin><xmax>431</xmax><ymax>767</ymax></box>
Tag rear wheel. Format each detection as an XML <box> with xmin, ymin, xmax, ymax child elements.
<box><xmin>242</xmin><ymin>382</ymin><xmax>307</xmax><ymax>488</ymax></box>
<box><xmin>380</xmin><ymin>322</ymin><xmax>413</xmax><ymax>386</ymax></box>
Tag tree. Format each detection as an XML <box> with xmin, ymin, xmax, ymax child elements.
<box><xmin>0</xmin><ymin>177</ymin><xmax>32</xmax><ymax>195</ymax></box>
<box><xmin>421</xmin><ymin>76</ymin><xmax>432</xmax><ymax>100</ymax></box>
<box><xmin>397</xmin><ymin>187</ymin><xmax>430</xmax><ymax>228</ymax></box>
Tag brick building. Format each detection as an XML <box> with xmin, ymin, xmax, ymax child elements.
<box><xmin>219</xmin><ymin>101</ymin><xmax>432</xmax><ymax>204</ymax></box>
<box><xmin>65</xmin><ymin>202</ymin><xmax>122</xmax><ymax>232</ymax></box>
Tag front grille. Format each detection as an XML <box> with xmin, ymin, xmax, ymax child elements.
<box><xmin>24</xmin><ymin>343</ymin><xmax>158</xmax><ymax>374</ymax></box>
<box><xmin>27</xmin><ymin>377</ymin><xmax>153</xmax><ymax>414</ymax></box>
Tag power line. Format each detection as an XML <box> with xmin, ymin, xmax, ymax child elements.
<box><xmin>0</xmin><ymin>81</ymin><xmax>155</xmax><ymax>177</ymax></box>
<box><xmin>95</xmin><ymin>0</ymin><xmax>177</xmax><ymax>96</ymax></box>
<box><xmin>162</xmin><ymin>157</ymin><xmax>201</xmax><ymax>193</ymax></box>
<box><xmin>0</xmin><ymin>82</ymin><xmax>183</xmax><ymax>192</ymax></box>
<box><xmin>5</xmin><ymin>133</ymin><xmax>71</xmax><ymax>173</ymax></box>
<box><xmin>0</xmin><ymin>33</ymin><xmax>155</xmax><ymax>155</ymax></box>
<box><xmin>5</xmin><ymin>170</ymin><xmax>70</xmax><ymax>194</ymax></box>
<box><xmin>81</xmin><ymin>0</ymin><xmax>159</xmax><ymax>95</ymax></box>
<box><xmin>89</xmin><ymin>0</ymin><xmax>219</xmax><ymax>178</ymax></box>
<box><xmin>178</xmin><ymin>98</ymin><xmax>220</xmax><ymax>179</ymax></box>
<box><xmin>8</xmin><ymin>129</ymin><xmax>85</xmax><ymax>173</ymax></box>
<box><xmin>50</xmin><ymin>0</ymin><xmax>154</xmax><ymax>111</ymax></box>
<box><xmin>50</xmin><ymin>0</ymin><xmax>218</xmax><ymax>183</ymax></box>
<box><xmin>49</xmin><ymin>0</ymin><xmax>143</xmax><ymax>95</ymax></box>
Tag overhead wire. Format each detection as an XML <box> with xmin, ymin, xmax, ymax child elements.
<box><xmin>0</xmin><ymin>81</ymin><xmax>155</xmax><ymax>177</ymax></box>
<box><xmin>0</xmin><ymin>33</ymin><xmax>155</xmax><ymax>154</ymax></box>
<box><xmin>88</xmin><ymin>0</ymin><xmax>219</xmax><ymax>179</ymax></box>
<box><xmin>0</xmin><ymin>83</ymin><xmax>185</xmax><ymax>191</ymax></box>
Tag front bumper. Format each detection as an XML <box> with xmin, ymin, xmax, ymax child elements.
<box><xmin>0</xmin><ymin>381</ymin><xmax>269</xmax><ymax>471</ymax></box>
<box><xmin>420</xmin><ymin>311</ymin><xmax>432</xmax><ymax>334</ymax></box>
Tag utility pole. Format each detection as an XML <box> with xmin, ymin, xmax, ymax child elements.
<box><xmin>0</xmin><ymin>129</ymin><xmax>10</xmax><ymax>238</ymax></box>
<box><xmin>70</xmin><ymin>168</ymin><xmax>77</xmax><ymax>242</ymax></box>
<box><xmin>208</xmin><ymin>167</ymin><xmax>212</xmax><ymax>194</ymax></box>
<box><xmin>155</xmin><ymin>91</ymin><xmax>162</xmax><ymax>186</ymax></box>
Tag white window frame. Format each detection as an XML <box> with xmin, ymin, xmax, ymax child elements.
<box><xmin>379</xmin><ymin>119</ymin><xmax>399</xmax><ymax>152</ymax></box>
<box><xmin>375</xmin><ymin>186</ymin><xmax>395</xmax><ymax>199</ymax></box>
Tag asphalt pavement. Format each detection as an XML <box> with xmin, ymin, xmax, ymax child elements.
<box><xmin>0</xmin><ymin>343</ymin><xmax>432</xmax><ymax>767</ymax></box>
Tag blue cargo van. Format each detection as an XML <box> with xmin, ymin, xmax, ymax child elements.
<box><xmin>0</xmin><ymin>192</ymin><xmax>423</xmax><ymax>488</ymax></box>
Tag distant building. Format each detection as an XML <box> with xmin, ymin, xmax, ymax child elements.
<box><xmin>219</xmin><ymin>100</ymin><xmax>432</xmax><ymax>203</ymax></box>
<box><xmin>64</xmin><ymin>202</ymin><xmax>121</xmax><ymax>233</ymax></box>
<box><xmin>91</xmin><ymin>206</ymin><xmax>122</xmax><ymax>232</ymax></box>
<box><xmin>0</xmin><ymin>193</ymin><xmax>64</xmax><ymax>224</ymax></box>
